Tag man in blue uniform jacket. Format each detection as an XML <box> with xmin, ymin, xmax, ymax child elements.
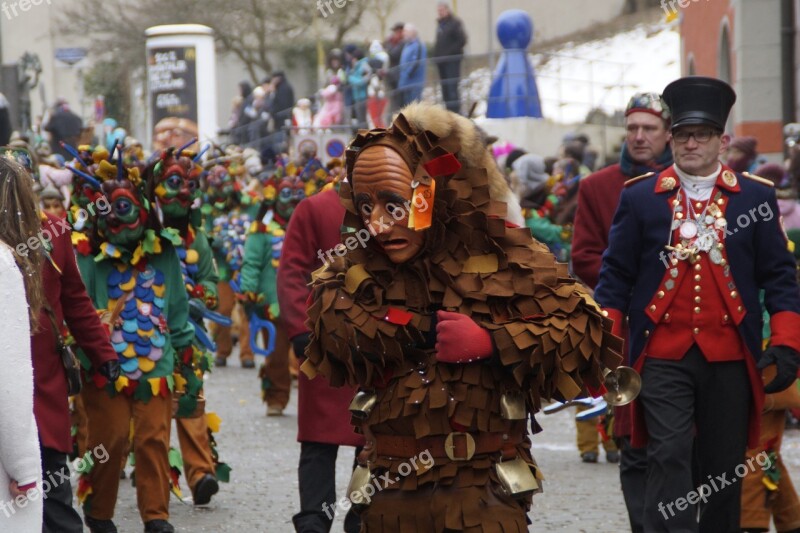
<box><xmin>595</xmin><ymin>76</ymin><xmax>800</xmax><ymax>532</ymax></box>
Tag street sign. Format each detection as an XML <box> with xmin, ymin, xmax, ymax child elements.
<box><xmin>55</xmin><ymin>48</ymin><xmax>88</xmax><ymax>66</ymax></box>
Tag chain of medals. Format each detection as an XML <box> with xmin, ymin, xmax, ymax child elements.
<box><xmin>666</xmin><ymin>188</ymin><xmax>728</xmax><ymax>265</ymax></box>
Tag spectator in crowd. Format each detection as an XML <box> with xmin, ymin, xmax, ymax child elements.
<box><xmin>232</xmin><ymin>81</ymin><xmax>254</xmax><ymax>145</ymax></box>
<box><xmin>726</xmin><ymin>135</ymin><xmax>760</xmax><ymax>173</ymax></box>
<box><xmin>433</xmin><ymin>1</ymin><xmax>467</xmax><ymax>113</ymax></box>
<box><xmin>560</xmin><ymin>133</ymin><xmax>594</xmax><ymax>174</ymax></box>
<box><xmin>347</xmin><ymin>48</ymin><xmax>371</xmax><ymax>130</ymax></box>
<box><xmin>367</xmin><ymin>41</ymin><xmax>389</xmax><ymax>127</ymax></box>
<box><xmin>269</xmin><ymin>72</ymin><xmax>296</xmax><ymax>129</ymax></box>
<box><xmin>268</xmin><ymin>72</ymin><xmax>295</xmax><ymax>157</ymax></box>
<box><xmin>44</xmin><ymin>98</ymin><xmax>83</xmax><ymax>160</ymax></box>
<box><xmin>384</xmin><ymin>22</ymin><xmax>406</xmax><ymax>113</ymax></box>
<box><xmin>398</xmin><ymin>24</ymin><xmax>427</xmax><ymax>106</ymax></box>
<box><xmin>0</xmin><ymin>92</ymin><xmax>12</xmax><ymax>146</ymax></box>
<box><xmin>341</xmin><ymin>45</ymin><xmax>357</xmax><ymax>122</ymax></box>
<box><xmin>313</xmin><ymin>84</ymin><xmax>344</xmax><ymax>128</ymax></box>
<box><xmin>324</xmin><ymin>50</ymin><xmax>346</xmax><ymax>87</ymax></box>
<box><xmin>0</xmin><ymin>154</ymin><xmax>45</xmax><ymax>533</ymax></box>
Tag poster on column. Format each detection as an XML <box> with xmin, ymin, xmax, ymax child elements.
<box><xmin>148</xmin><ymin>46</ymin><xmax>198</xmax><ymax>151</ymax></box>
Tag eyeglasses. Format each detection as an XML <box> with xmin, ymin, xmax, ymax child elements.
<box><xmin>672</xmin><ymin>129</ymin><xmax>719</xmax><ymax>144</ymax></box>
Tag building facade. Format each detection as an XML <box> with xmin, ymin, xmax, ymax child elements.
<box><xmin>680</xmin><ymin>0</ymin><xmax>794</xmax><ymax>158</ymax></box>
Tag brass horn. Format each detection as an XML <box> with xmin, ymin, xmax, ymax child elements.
<box><xmin>602</xmin><ymin>366</ymin><xmax>642</xmax><ymax>406</ymax></box>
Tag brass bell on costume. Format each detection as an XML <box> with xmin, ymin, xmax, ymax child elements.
<box><xmin>349</xmin><ymin>391</ymin><xmax>377</xmax><ymax>420</ymax></box>
<box><xmin>495</xmin><ymin>457</ymin><xmax>540</xmax><ymax>498</ymax></box>
<box><xmin>346</xmin><ymin>465</ymin><xmax>374</xmax><ymax>507</ymax></box>
<box><xmin>602</xmin><ymin>366</ymin><xmax>642</xmax><ymax>406</ymax></box>
<box><xmin>500</xmin><ymin>392</ymin><xmax>526</xmax><ymax>420</ymax></box>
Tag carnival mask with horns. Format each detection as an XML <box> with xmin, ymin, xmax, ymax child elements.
<box><xmin>149</xmin><ymin>142</ymin><xmax>205</xmax><ymax>219</ymax></box>
<box><xmin>203</xmin><ymin>163</ymin><xmax>240</xmax><ymax>212</ymax></box>
<box><xmin>65</xmin><ymin>142</ymin><xmax>149</xmax><ymax>248</ymax></box>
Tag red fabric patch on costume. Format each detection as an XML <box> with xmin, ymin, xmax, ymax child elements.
<box><xmin>423</xmin><ymin>154</ymin><xmax>461</xmax><ymax>177</ymax></box>
<box><xmin>184</xmin><ymin>227</ymin><xmax>195</xmax><ymax>247</ymax></box>
<box><xmin>159</xmin><ymin>377</ymin><xmax>170</xmax><ymax>397</ymax></box>
<box><xmin>181</xmin><ymin>346</ymin><xmax>193</xmax><ymax>365</ymax></box>
<box><xmin>384</xmin><ymin>307</ymin><xmax>413</xmax><ymax>326</ymax></box>
<box><xmin>123</xmin><ymin>380</ymin><xmax>138</xmax><ymax>396</ymax></box>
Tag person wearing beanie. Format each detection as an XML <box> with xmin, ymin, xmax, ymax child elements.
<box><xmin>572</xmin><ymin>91</ymin><xmax>673</xmax><ymax>533</ymax></box>
<box><xmin>38</xmin><ymin>185</ymin><xmax>66</xmax><ymax>218</ymax></box>
<box><xmin>727</xmin><ymin>136</ymin><xmax>759</xmax><ymax>173</ymax></box>
<box><xmin>596</xmin><ymin>76</ymin><xmax>800</xmax><ymax>532</ymax></box>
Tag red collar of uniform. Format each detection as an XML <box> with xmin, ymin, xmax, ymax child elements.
<box><xmin>654</xmin><ymin>164</ymin><xmax>741</xmax><ymax>194</ymax></box>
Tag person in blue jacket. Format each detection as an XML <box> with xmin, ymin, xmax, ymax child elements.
<box><xmin>398</xmin><ymin>24</ymin><xmax>427</xmax><ymax>106</ymax></box>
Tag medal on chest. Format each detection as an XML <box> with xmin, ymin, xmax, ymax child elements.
<box><xmin>666</xmin><ymin>189</ymin><xmax>727</xmax><ymax>265</ymax></box>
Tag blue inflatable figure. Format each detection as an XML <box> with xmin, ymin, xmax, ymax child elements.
<box><xmin>487</xmin><ymin>10</ymin><xmax>543</xmax><ymax>118</ymax></box>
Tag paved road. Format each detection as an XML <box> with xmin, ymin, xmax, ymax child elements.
<box><xmin>100</xmin><ymin>349</ymin><xmax>800</xmax><ymax>533</ymax></box>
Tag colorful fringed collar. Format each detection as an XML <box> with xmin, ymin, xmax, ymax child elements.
<box><xmin>94</xmin><ymin>228</ymin><xmax>182</xmax><ymax>269</ymax></box>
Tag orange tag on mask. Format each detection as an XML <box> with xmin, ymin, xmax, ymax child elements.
<box><xmin>408</xmin><ymin>180</ymin><xmax>435</xmax><ymax>231</ymax></box>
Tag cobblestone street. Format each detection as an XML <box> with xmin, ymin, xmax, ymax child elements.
<box><xmin>101</xmin><ymin>349</ymin><xmax>800</xmax><ymax>533</ymax></box>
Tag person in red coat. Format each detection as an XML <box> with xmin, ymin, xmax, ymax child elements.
<box><xmin>571</xmin><ymin>91</ymin><xmax>672</xmax><ymax>533</ymax></box>
<box><xmin>277</xmin><ymin>185</ymin><xmax>365</xmax><ymax>533</ymax></box>
<box><xmin>33</xmin><ymin>211</ymin><xmax>119</xmax><ymax>532</ymax></box>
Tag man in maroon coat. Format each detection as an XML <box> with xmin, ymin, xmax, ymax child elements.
<box><xmin>571</xmin><ymin>92</ymin><xmax>672</xmax><ymax>533</ymax></box>
<box><xmin>277</xmin><ymin>186</ymin><xmax>365</xmax><ymax>533</ymax></box>
<box><xmin>33</xmin><ymin>212</ymin><xmax>119</xmax><ymax>533</ymax></box>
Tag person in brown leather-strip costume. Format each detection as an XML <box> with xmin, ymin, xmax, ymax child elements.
<box><xmin>304</xmin><ymin>103</ymin><xmax>623</xmax><ymax>532</ymax></box>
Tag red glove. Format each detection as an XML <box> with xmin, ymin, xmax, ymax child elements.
<box><xmin>435</xmin><ymin>310</ymin><xmax>494</xmax><ymax>364</ymax></box>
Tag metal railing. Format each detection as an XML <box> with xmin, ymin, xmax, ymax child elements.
<box><xmin>215</xmin><ymin>49</ymin><xmax>633</xmax><ymax>150</ymax></box>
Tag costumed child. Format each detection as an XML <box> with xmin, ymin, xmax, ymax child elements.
<box><xmin>72</xmin><ymin>147</ymin><xmax>195</xmax><ymax>533</ymax></box>
<box><xmin>202</xmin><ymin>155</ymin><xmax>259</xmax><ymax>368</ymax></box>
<box><xmin>144</xmin><ymin>144</ymin><xmax>229</xmax><ymax>505</ymax></box>
<box><xmin>239</xmin><ymin>169</ymin><xmax>305</xmax><ymax>416</ymax></box>
<box><xmin>305</xmin><ymin>103</ymin><xmax>622</xmax><ymax>530</ymax></box>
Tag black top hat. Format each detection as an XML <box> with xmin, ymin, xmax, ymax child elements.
<box><xmin>662</xmin><ymin>76</ymin><xmax>736</xmax><ymax>131</ymax></box>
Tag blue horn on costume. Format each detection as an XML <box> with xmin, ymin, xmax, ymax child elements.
<box><xmin>66</xmin><ymin>166</ymin><xmax>102</xmax><ymax>190</ymax></box>
<box><xmin>59</xmin><ymin>142</ymin><xmax>86</xmax><ymax>165</ymax></box>
<box><xmin>178</xmin><ymin>138</ymin><xmax>198</xmax><ymax>156</ymax></box>
<box><xmin>193</xmin><ymin>144</ymin><xmax>210</xmax><ymax>163</ymax></box>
